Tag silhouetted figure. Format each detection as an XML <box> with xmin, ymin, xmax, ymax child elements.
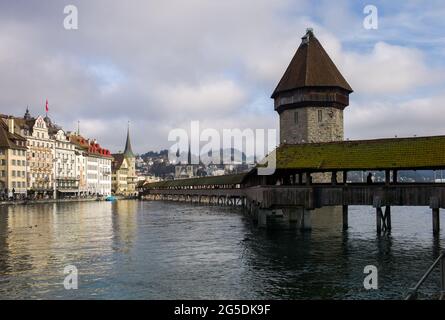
<box><xmin>367</xmin><ymin>173</ymin><xmax>373</xmax><ymax>184</ymax></box>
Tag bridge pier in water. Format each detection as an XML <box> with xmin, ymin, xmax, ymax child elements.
<box><xmin>431</xmin><ymin>197</ymin><xmax>441</xmax><ymax>235</ymax></box>
<box><xmin>342</xmin><ymin>205</ymin><xmax>348</xmax><ymax>230</ymax></box>
<box><xmin>254</xmin><ymin>207</ymin><xmax>313</xmax><ymax>230</ymax></box>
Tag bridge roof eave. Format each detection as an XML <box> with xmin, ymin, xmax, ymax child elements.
<box><xmin>143</xmin><ymin>172</ymin><xmax>250</xmax><ymax>189</ymax></box>
<box><xmin>274</xmin><ymin>165</ymin><xmax>445</xmax><ymax>172</ymax></box>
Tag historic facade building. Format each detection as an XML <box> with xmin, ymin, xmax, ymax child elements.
<box><xmin>111</xmin><ymin>126</ymin><xmax>137</xmax><ymax>195</ymax></box>
<box><xmin>174</xmin><ymin>145</ymin><xmax>198</xmax><ymax>180</ymax></box>
<box><xmin>53</xmin><ymin>129</ymin><xmax>79</xmax><ymax>196</ymax></box>
<box><xmin>70</xmin><ymin>134</ymin><xmax>112</xmax><ymax>196</ymax></box>
<box><xmin>0</xmin><ymin>108</ymin><xmax>113</xmax><ymax>198</ymax></box>
<box><xmin>13</xmin><ymin>114</ymin><xmax>56</xmax><ymax>194</ymax></box>
<box><xmin>0</xmin><ymin>117</ymin><xmax>27</xmax><ymax>196</ymax></box>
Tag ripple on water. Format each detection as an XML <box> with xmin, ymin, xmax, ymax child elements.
<box><xmin>0</xmin><ymin>201</ymin><xmax>443</xmax><ymax>299</ymax></box>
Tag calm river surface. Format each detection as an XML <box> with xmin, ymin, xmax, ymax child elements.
<box><xmin>0</xmin><ymin>200</ymin><xmax>443</xmax><ymax>299</ymax></box>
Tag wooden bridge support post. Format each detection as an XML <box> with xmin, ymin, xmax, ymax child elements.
<box><xmin>385</xmin><ymin>206</ymin><xmax>392</xmax><ymax>231</ymax></box>
<box><xmin>376</xmin><ymin>207</ymin><xmax>383</xmax><ymax>234</ymax></box>
<box><xmin>430</xmin><ymin>197</ymin><xmax>440</xmax><ymax>235</ymax></box>
<box><xmin>375</xmin><ymin>206</ymin><xmax>391</xmax><ymax>234</ymax></box>
<box><xmin>433</xmin><ymin>208</ymin><xmax>440</xmax><ymax>235</ymax></box>
<box><xmin>373</xmin><ymin>197</ymin><xmax>391</xmax><ymax>234</ymax></box>
<box><xmin>301</xmin><ymin>209</ymin><xmax>312</xmax><ymax>230</ymax></box>
<box><xmin>342</xmin><ymin>205</ymin><xmax>348</xmax><ymax>230</ymax></box>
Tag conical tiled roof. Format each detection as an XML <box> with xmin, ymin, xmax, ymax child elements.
<box><xmin>272</xmin><ymin>29</ymin><xmax>353</xmax><ymax>98</ymax></box>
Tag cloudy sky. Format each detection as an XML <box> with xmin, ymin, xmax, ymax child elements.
<box><xmin>0</xmin><ymin>0</ymin><xmax>444</xmax><ymax>154</ymax></box>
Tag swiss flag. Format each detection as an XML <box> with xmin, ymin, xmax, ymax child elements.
<box><xmin>45</xmin><ymin>99</ymin><xmax>49</xmax><ymax>113</ymax></box>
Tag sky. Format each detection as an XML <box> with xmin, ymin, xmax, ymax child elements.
<box><xmin>0</xmin><ymin>0</ymin><xmax>444</xmax><ymax>154</ymax></box>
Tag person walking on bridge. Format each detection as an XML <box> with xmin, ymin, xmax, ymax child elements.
<box><xmin>367</xmin><ymin>173</ymin><xmax>373</xmax><ymax>184</ymax></box>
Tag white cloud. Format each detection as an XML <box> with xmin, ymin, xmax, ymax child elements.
<box><xmin>0</xmin><ymin>0</ymin><xmax>444</xmax><ymax>153</ymax></box>
<box><xmin>340</xmin><ymin>42</ymin><xmax>440</xmax><ymax>94</ymax></box>
<box><xmin>152</xmin><ymin>80</ymin><xmax>246</xmax><ymax>117</ymax></box>
<box><xmin>346</xmin><ymin>95</ymin><xmax>445</xmax><ymax>140</ymax></box>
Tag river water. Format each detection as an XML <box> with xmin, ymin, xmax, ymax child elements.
<box><xmin>0</xmin><ymin>200</ymin><xmax>443</xmax><ymax>300</ymax></box>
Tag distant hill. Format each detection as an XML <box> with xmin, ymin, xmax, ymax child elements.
<box><xmin>140</xmin><ymin>148</ymin><xmax>252</xmax><ymax>164</ymax></box>
<box><xmin>140</xmin><ymin>149</ymin><xmax>169</xmax><ymax>159</ymax></box>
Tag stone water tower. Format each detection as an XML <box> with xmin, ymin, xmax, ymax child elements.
<box><xmin>272</xmin><ymin>29</ymin><xmax>353</xmax><ymax>145</ymax></box>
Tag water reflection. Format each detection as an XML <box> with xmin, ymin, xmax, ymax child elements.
<box><xmin>0</xmin><ymin>201</ymin><xmax>443</xmax><ymax>299</ymax></box>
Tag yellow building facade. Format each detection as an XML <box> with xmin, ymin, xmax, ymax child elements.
<box><xmin>111</xmin><ymin>126</ymin><xmax>137</xmax><ymax>196</ymax></box>
<box><xmin>0</xmin><ymin>118</ymin><xmax>27</xmax><ymax>196</ymax></box>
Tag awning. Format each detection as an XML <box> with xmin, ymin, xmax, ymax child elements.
<box><xmin>58</xmin><ymin>189</ymin><xmax>79</xmax><ymax>193</ymax></box>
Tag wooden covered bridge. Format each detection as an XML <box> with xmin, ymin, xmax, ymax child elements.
<box><xmin>141</xmin><ymin>29</ymin><xmax>445</xmax><ymax>234</ymax></box>
<box><xmin>140</xmin><ymin>135</ymin><xmax>445</xmax><ymax>234</ymax></box>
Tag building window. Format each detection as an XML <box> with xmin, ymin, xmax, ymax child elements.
<box><xmin>294</xmin><ymin>111</ymin><xmax>299</xmax><ymax>125</ymax></box>
<box><xmin>318</xmin><ymin>110</ymin><xmax>323</xmax><ymax>122</ymax></box>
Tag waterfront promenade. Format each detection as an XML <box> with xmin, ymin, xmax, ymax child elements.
<box><xmin>0</xmin><ymin>197</ymin><xmax>99</xmax><ymax>206</ymax></box>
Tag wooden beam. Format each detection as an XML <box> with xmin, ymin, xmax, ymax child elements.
<box><xmin>385</xmin><ymin>170</ymin><xmax>390</xmax><ymax>186</ymax></box>
<box><xmin>376</xmin><ymin>207</ymin><xmax>383</xmax><ymax>234</ymax></box>
<box><xmin>331</xmin><ymin>171</ymin><xmax>338</xmax><ymax>185</ymax></box>
<box><xmin>342</xmin><ymin>205</ymin><xmax>348</xmax><ymax>230</ymax></box>
<box><xmin>305</xmin><ymin>172</ymin><xmax>312</xmax><ymax>186</ymax></box>
<box><xmin>385</xmin><ymin>206</ymin><xmax>392</xmax><ymax>231</ymax></box>
<box><xmin>433</xmin><ymin>208</ymin><xmax>440</xmax><ymax>235</ymax></box>
<box><xmin>393</xmin><ymin>170</ymin><xmax>398</xmax><ymax>184</ymax></box>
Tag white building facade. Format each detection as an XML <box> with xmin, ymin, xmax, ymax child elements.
<box><xmin>53</xmin><ymin>130</ymin><xmax>79</xmax><ymax>196</ymax></box>
<box><xmin>86</xmin><ymin>155</ymin><xmax>112</xmax><ymax>196</ymax></box>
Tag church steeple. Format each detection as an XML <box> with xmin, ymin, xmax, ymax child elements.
<box><xmin>123</xmin><ymin>122</ymin><xmax>135</xmax><ymax>158</ymax></box>
<box><xmin>24</xmin><ymin>106</ymin><xmax>31</xmax><ymax>120</ymax></box>
<box><xmin>187</xmin><ymin>143</ymin><xmax>192</xmax><ymax>164</ymax></box>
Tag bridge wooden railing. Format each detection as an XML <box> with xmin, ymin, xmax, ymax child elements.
<box><xmin>244</xmin><ymin>183</ymin><xmax>445</xmax><ymax>209</ymax></box>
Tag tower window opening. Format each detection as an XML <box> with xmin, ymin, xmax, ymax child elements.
<box><xmin>318</xmin><ymin>110</ymin><xmax>323</xmax><ymax>122</ymax></box>
<box><xmin>294</xmin><ymin>111</ymin><xmax>299</xmax><ymax>125</ymax></box>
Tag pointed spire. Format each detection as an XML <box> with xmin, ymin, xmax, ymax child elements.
<box><xmin>187</xmin><ymin>142</ymin><xmax>191</xmax><ymax>164</ymax></box>
<box><xmin>24</xmin><ymin>106</ymin><xmax>31</xmax><ymax>120</ymax></box>
<box><xmin>123</xmin><ymin>121</ymin><xmax>135</xmax><ymax>158</ymax></box>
